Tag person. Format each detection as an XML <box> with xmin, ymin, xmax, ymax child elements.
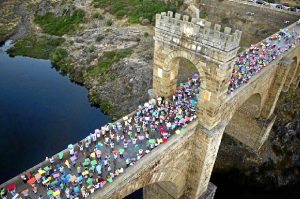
<box><xmin>85</xmin><ymin>140</ymin><xmax>90</xmax><ymax>151</ymax></box>
<box><xmin>91</xmin><ymin>132</ymin><xmax>97</xmax><ymax>142</ymax></box>
<box><xmin>113</xmin><ymin>153</ymin><xmax>118</xmax><ymax>160</ymax></box>
<box><xmin>123</xmin><ymin>140</ymin><xmax>128</xmax><ymax>149</ymax></box>
<box><xmin>110</xmin><ymin>142</ymin><xmax>114</xmax><ymax>149</ymax></box>
<box><xmin>21</xmin><ymin>190</ymin><xmax>29</xmax><ymax>197</ymax></box>
<box><xmin>65</xmin><ymin>160</ymin><xmax>71</xmax><ymax>170</ymax></box>
<box><xmin>49</xmin><ymin>156</ymin><xmax>54</xmax><ymax>164</ymax></box>
<box><xmin>125</xmin><ymin>158</ymin><xmax>131</xmax><ymax>167</ymax></box>
<box><xmin>21</xmin><ymin>174</ymin><xmax>27</xmax><ymax>184</ymax></box>
<box><xmin>32</xmin><ymin>186</ymin><xmax>38</xmax><ymax>194</ymax></box>
<box><xmin>8</xmin><ymin>73</ymin><xmax>203</xmax><ymax>199</ymax></box>
<box><xmin>119</xmin><ymin>150</ymin><xmax>124</xmax><ymax>158</ymax></box>
<box><xmin>69</xmin><ymin>147</ymin><xmax>74</xmax><ymax>156</ymax></box>
<box><xmin>107</xmin><ymin>164</ymin><xmax>112</xmax><ymax>172</ymax></box>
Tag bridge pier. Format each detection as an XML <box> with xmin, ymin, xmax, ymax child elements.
<box><xmin>261</xmin><ymin>58</ymin><xmax>293</xmax><ymax>119</ymax></box>
<box><xmin>255</xmin><ymin>115</ymin><xmax>277</xmax><ymax>150</ymax></box>
<box><xmin>143</xmin><ymin>183</ymin><xmax>178</xmax><ymax>199</ymax></box>
<box><xmin>184</xmin><ymin>123</ymin><xmax>225</xmax><ymax>199</ymax></box>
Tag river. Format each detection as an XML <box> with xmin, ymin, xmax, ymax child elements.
<box><xmin>0</xmin><ymin>41</ymin><xmax>110</xmax><ymax>184</ymax></box>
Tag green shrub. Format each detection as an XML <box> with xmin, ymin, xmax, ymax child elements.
<box><xmin>34</xmin><ymin>9</ymin><xmax>85</xmax><ymax>36</ymax></box>
<box><xmin>7</xmin><ymin>35</ymin><xmax>65</xmax><ymax>59</ymax></box>
<box><xmin>50</xmin><ymin>47</ymin><xmax>68</xmax><ymax>62</ymax></box>
<box><xmin>50</xmin><ymin>47</ymin><xmax>72</xmax><ymax>74</ymax></box>
<box><xmin>200</xmin><ymin>10</ymin><xmax>207</xmax><ymax>19</ymax></box>
<box><xmin>93</xmin><ymin>12</ymin><xmax>104</xmax><ymax>19</ymax></box>
<box><xmin>221</xmin><ymin>17</ymin><xmax>229</xmax><ymax>25</ymax></box>
<box><xmin>144</xmin><ymin>32</ymin><xmax>149</xmax><ymax>37</ymax></box>
<box><xmin>87</xmin><ymin>48</ymin><xmax>132</xmax><ymax>83</ymax></box>
<box><xmin>93</xmin><ymin>0</ymin><xmax>183</xmax><ymax>24</ymax></box>
<box><xmin>106</xmin><ymin>19</ymin><xmax>113</xmax><ymax>26</ymax></box>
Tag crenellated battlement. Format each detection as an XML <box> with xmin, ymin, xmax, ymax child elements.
<box><xmin>155</xmin><ymin>11</ymin><xmax>242</xmax><ymax>52</ymax></box>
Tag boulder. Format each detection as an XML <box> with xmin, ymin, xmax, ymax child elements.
<box><xmin>141</xmin><ymin>19</ymin><xmax>150</xmax><ymax>25</ymax></box>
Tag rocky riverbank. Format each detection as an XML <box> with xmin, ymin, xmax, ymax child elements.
<box><xmin>4</xmin><ymin>0</ymin><xmax>156</xmax><ymax>119</ymax></box>
<box><xmin>0</xmin><ymin>0</ymin><xmax>37</xmax><ymax>43</ymax></box>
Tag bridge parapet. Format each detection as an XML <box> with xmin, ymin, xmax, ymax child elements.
<box><xmin>226</xmin><ymin>21</ymin><xmax>300</xmax><ymax>95</ymax></box>
<box><xmin>155</xmin><ymin>11</ymin><xmax>242</xmax><ymax>53</ymax></box>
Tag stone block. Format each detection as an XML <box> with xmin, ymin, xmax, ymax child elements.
<box><xmin>183</xmin><ymin>15</ymin><xmax>190</xmax><ymax>21</ymax></box>
<box><xmin>168</xmin><ymin>11</ymin><xmax>174</xmax><ymax>17</ymax></box>
<box><xmin>224</xmin><ymin>27</ymin><xmax>231</xmax><ymax>34</ymax></box>
<box><xmin>175</xmin><ymin>13</ymin><xmax>181</xmax><ymax>19</ymax></box>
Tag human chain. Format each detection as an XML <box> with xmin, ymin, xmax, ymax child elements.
<box><xmin>1</xmin><ymin>75</ymin><xmax>201</xmax><ymax>199</ymax></box>
<box><xmin>228</xmin><ymin>28</ymin><xmax>300</xmax><ymax>94</ymax></box>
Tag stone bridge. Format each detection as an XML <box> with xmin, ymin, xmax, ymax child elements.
<box><xmin>1</xmin><ymin>11</ymin><xmax>299</xmax><ymax>199</ymax></box>
<box><xmin>96</xmin><ymin>12</ymin><xmax>299</xmax><ymax>199</ymax></box>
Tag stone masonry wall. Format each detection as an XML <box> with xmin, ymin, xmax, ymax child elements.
<box><xmin>90</xmin><ymin>121</ymin><xmax>199</xmax><ymax>199</ymax></box>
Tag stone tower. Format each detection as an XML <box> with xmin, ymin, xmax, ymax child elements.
<box><xmin>152</xmin><ymin>11</ymin><xmax>242</xmax><ymax>130</ymax></box>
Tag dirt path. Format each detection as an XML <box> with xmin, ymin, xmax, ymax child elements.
<box><xmin>9</xmin><ymin>0</ymin><xmax>33</xmax><ymax>42</ymax></box>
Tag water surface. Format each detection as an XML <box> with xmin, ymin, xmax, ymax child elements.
<box><xmin>0</xmin><ymin>41</ymin><xmax>110</xmax><ymax>184</ymax></box>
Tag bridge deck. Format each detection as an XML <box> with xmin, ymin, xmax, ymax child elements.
<box><xmin>0</xmin><ymin>78</ymin><xmax>200</xmax><ymax>199</ymax></box>
<box><xmin>228</xmin><ymin>23</ymin><xmax>300</xmax><ymax>94</ymax></box>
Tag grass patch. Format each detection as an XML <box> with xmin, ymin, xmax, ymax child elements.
<box><xmin>93</xmin><ymin>0</ymin><xmax>183</xmax><ymax>23</ymax></box>
<box><xmin>86</xmin><ymin>48</ymin><xmax>132</xmax><ymax>83</ymax></box>
<box><xmin>93</xmin><ymin>12</ymin><xmax>104</xmax><ymax>19</ymax></box>
<box><xmin>34</xmin><ymin>9</ymin><xmax>85</xmax><ymax>36</ymax></box>
<box><xmin>88</xmin><ymin>91</ymin><xmax>117</xmax><ymax>118</ymax></box>
<box><xmin>221</xmin><ymin>17</ymin><xmax>229</xmax><ymax>25</ymax></box>
<box><xmin>49</xmin><ymin>47</ymin><xmax>72</xmax><ymax>74</ymax></box>
<box><xmin>7</xmin><ymin>35</ymin><xmax>65</xmax><ymax>59</ymax></box>
<box><xmin>99</xmin><ymin>99</ymin><xmax>115</xmax><ymax>115</ymax></box>
<box><xmin>200</xmin><ymin>9</ymin><xmax>207</xmax><ymax>19</ymax></box>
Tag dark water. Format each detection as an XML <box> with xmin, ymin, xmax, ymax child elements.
<box><xmin>212</xmin><ymin>172</ymin><xmax>300</xmax><ymax>199</ymax></box>
<box><xmin>0</xmin><ymin>41</ymin><xmax>110</xmax><ymax>184</ymax></box>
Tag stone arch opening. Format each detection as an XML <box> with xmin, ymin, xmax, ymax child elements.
<box><xmin>164</xmin><ymin>50</ymin><xmax>206</xmax><ymax>92</ymax></box>
<box><xmin>174</xmin><ymin>58</ymin><xmax>199</xmax><ymax>85</ymax></box>
<box><xmin>153</xmin><ymin>50</ymin><xmax>207</xmax><ymax>98</ymax></box>
<box><xmin>123</xmin><ymin>181</ymin><xmax>179</xmax><ymax>199</ymax></box>
<box><xmin>224</xmin><ymin>93</ymin><xmax>265</xmax><ymax>150</ymax></box>
<box><xmin>113</xmin><ymin>167</ymin><xmax>186</xmax><ymax>199</ymax></box>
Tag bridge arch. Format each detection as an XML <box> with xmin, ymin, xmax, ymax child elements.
<box><xmin>116</xmin><ymin>167</ymin><xmax>186</xmax><ymax>199</ymax></box>
<box><xmin>291</xmin><ymin>57</ymin><xmax>300</xmax><ymax>89</ymax></box>
<box><xmin>225</xmin><ymin>93</ymin><xmax>263</xmax><ymax>123</ymax></box>
<box><xmin>283</xmin><ymin>57</ymin><xmax>298</xmax><ymax>91</ymax></box>
<box><xmin>224</xmin><ymin>93</ymin><xmax>264</xmax><ymax>150</ymax></box>
<box><xmin>163</xmin><ymin>50</ymin><xmax>207</xmax><ymax>91</ymax></box>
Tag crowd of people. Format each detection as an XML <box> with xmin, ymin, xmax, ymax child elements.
<box><xmin>1</xmin><ymin>22</ymin><xmax>299</xmax><ymax>199</ymax></box>
<box><xmin>0</xmin><ymin>75</ymin><xmax>201</xmax><ymax>199</ymax></box>
<box><xmin>228</xmin><ymin>28</ymin><xmax>300</xmax><ymax>94</ymax></box>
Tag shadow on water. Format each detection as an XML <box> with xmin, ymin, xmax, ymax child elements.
<box><xmin>0</xmin><ymin>41</ymin><xmax>5</xmax><ymax>48</ymax></box>
<box><xmin>50</xmin><ymin>62</ymin><xmax>85</xmax><ymax>87</ymax></box>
